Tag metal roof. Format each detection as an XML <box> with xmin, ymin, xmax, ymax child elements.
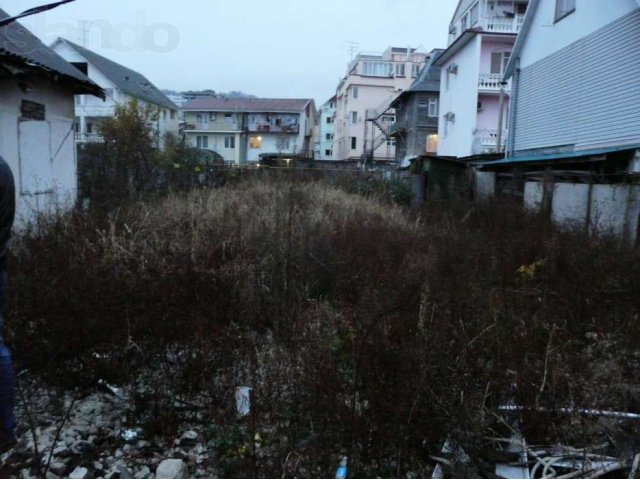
<box><xmin>477</xmin><ymin>144</ymin><xmax>640</xmax><ymax>168</ymax></box>
<box><xmin>55</xmin><ymin>38</ymin><xmax>176</xmax><ymax>109</ymax></box>
<box><xmin>183</xmin><ymin>97</ymin><xmax>312</xmax><ymax>112</ymax></box>
<box><xmin>0</xmin><ymin>9</ymin><xmax>102</xmax><ymax>97</ymax></box>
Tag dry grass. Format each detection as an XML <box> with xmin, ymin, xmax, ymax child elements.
<box><xmin>6</xmin><ymin>178</ymin><xmax>640</xmax><ymax>477</ymax></box>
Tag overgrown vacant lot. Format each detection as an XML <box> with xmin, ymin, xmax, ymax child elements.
<box><xmin>7</xmin><ymin>180</ymin><xmax>640</xmax><ymax>477</ymax></box>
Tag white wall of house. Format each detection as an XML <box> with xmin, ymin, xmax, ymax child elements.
<box><xmin>0</xmin><ymin>76</ymin><xmax>77</xmax><ymax>224</ymax></box>
<box><xmin>437</xmin><ymin>35</ymin><xmax>481</xmax><ymax>157</ymax></box>
<box><xmin>518</xmin><ymin>0</ymin><xmax>639</xmax><ymax>71</ymax></box>
<box><xmin>246</xmin><ymin>133</ymin><xmax>300</xmax><ymax>162</ymax></box>
<box><xmin>185</xmin><ymin>133</ymin><xmax>241</xmax><ymax>163</ymax></box>
<box><xmin>318</xmin><ymin>100</ymin><xmax>336</xmax><ymax>160</ymax></box>
<box><xmin>509</xmin><ymin>1</ymin><xmax>640</xmax><ymax>154</ymax></box>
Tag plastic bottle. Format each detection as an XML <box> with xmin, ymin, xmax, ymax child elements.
<box><xmin>335</xmin><ymin>456</ymin><xmax>348</xmax><ymax>479</ymax></box>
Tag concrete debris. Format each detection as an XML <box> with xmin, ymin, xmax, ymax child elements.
<box><xmin>69</xmin><ymin>466</ymin><xmax>89</xmax><ymax>479</ymax></box>
<box><xmin>156</xmin><ymin>459</ymin><xmax>188</xmax><ymax>479</ymax></box>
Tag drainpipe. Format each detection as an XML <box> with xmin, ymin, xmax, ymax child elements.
<box><xmin>506</xmin><ymin>57</ymin><xmax>520</xmax><ymax>157</ymax></box>
<box><xmin>496</xmin><ymin>85</ymin><xmax>506</xmax><ymax>154</ymax></box>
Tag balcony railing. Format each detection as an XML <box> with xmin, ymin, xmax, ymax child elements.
<box><xmin>75</xmin><ymin>133</ymin><xmax>104</xmax><ymax>143</ymax></box>
<box><xmin>475</xmin><ymin>128</ymin><xmax>507</xmax><ymax>153</ymax></box>
<box><xmin>484</xmin><ymin>15</ymin><xmax>524</xmax><ymax>34</ymax></box>
<box><xmin>478</xmin><ymin>74</ymin><xmax>511</xmax><ymax>92</ymax></box>
<box><xmin>248</xmin><ymin>123</ymin><xmax>300</xmax><ymax>133</ymax></box>
<box><xmin>76</xmin><ymin>105</ymin><xmax>116</xmax><ymax>117</ymax></box>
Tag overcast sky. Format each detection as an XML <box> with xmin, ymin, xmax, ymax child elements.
<box><xmin>13</xmin><ymin>0</ymin><xmax>457</xmax><ymax>104</ymax></box>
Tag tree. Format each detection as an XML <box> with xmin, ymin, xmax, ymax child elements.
<box><xmin>98</xmin><ymin>99</ymin><xmax>160</xmax><ymax>197</ymax></box>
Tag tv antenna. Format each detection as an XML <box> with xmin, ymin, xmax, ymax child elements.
<box><xmin>343</xmin><ymin>41</ymin><xmax>360</xmax><ymax>61</ymax></box>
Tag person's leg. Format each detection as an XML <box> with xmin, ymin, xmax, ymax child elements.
<box><xmin>0</xmin><ymin>270</ymin><xmax>16</xmax><ymax>448</ymax></box>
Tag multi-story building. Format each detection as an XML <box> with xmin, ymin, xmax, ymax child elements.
<box><xmin>317</xmin><ymin>96</ymin><xmax>336</xmax><ymax>160</ymax></box>
<box><xmin>182</xmin><ymin>98</ymin><xmax>317</xmax><ymax>164</ymax></box>
<box><xmin>390</xmin><ymin>49</ymin><xmax>444</xmax><ymax>167</ymax></box>
<box><xmin>435</xmin><ymin>0</ymin><xmax>529</xmax><ymax>158</ymax></box>
<box><xmin>51</xmin><ymin>38</ymin><xmax>179</xmax><ymax>149</ymax></box>
<box><xmin>334</xmin><ymin>46</ymin><xmax>428</xmax><ymax>163</ymax></box>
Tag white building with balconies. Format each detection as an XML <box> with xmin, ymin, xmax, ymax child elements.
<box><xmin>435</xmin><ymin>0</ymin><xmax>528</xmax><ymax>158</ymax></box>
<box><xmin>51</xmin><ymin>38</ymin><xmax>179</xmax><ymax>149</ymax></box>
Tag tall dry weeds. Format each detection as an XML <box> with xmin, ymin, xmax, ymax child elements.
<box><xmin>6</xmin><ymin>179</ymin><xmax>640</xmax><ymax>477</ymax></box>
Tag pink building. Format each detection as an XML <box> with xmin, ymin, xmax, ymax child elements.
<box><xmin>435</xmin><ymin>0</ymin><xmax>529</xmax><ymax>158</ymax></box>
<box><xmin>333</xmin><ymin>47</ymin><xmax>427</xmax><ymax>163</ymax></box>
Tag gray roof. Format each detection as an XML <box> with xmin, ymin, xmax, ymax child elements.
<box><xmin>0</xmin><ymin>9</ymin><xmax>102</xmax><ymax>96</ymax></box>
<box><xmin>392</xmin><ymin>49</ymin><xmax>444</xmax><ymax>105</ymax></box>
<box><xmin>183</xmin><ymin>97</ymin><xmax>312</xmax><ymax>112</ymax></box>
<box><xmin>56</xmin><ymin>38</ymin><xmax>177</xmax><ymax>110</ymax></box>
<box><xmin>407</xmin><ymin>49</ymin><xmax>444</xmax><ymax>93</ymax></box>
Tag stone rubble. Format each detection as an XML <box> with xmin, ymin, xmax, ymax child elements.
<box><xmin>4</xmin><ymin>380</ymin><xmax>221</xmax><ymax>479</ymax></box>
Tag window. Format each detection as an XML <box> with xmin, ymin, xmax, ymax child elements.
<box><xmin>395</xmin><ymin>63</ymin><xmax>405</xmax><ymax>77</ymax></box>
<box><xmin>224</xmin><ymin>113</ymin><xmax>234</xmax><ymax>124</ymax></box>
<box><xmin>325</xmin><ymin>149</ymin><xmax>332</xmax><ymax>156</ymax></box>
<box><xmin>461</xmin><ymin>14</ymin><xmax>468</xmax><ymax>31</ymax></box>
<box><xmin>249</xmin><ymin>136</ymin><xmax>262</xmax><ymax>149</ymax></box>
<box><xmin>350</xmin><ymin>111</ymin><xmax>358</xmax><ymax>124</ymax></box>
<box><xmin>326</xmin><ymin>116</ymin><xmax>333</xmax><ymax>124</ymax></box>
<box><xmin>224</xmin><ymin>136</ymin><xmax>235</xmax><ymax>149</ymax></box>
<box><xmin>491</xmin><ymin>52</ymin><xmax>511</xmax><ymax>75</ymax></box>
<box><xmin>428</xmin><ymin>98</ymin><xmax>439</xmax><ymax>118</ymax></box>
<box><xmin>75</xmin><ymin>95</ymin><xmax>82</xmax><ymax>106</ymax></box>
<box><xmin>381</xmin><ymin>114</ymin><xmax>395</xmax><ymax>123</ymax></box>
<box><xmin>386</xmin><ymin>139</ymin><xmax>396</xmax><ymax>147</ymax></box>
<box><xmin>196</xmin><ymin>135</ymin><xmax>209</xmax><ymax>149</ymax></box>
<box><xmin>325</xmin><ymin>133</ymin><xmax>332</xmax><ymax>140</ymax></box>
<box><xmin>555</xmin><ymin>0</ymin><xmax>575</xmax><ymax>20</ymax></box>
<box><xmin>350</xmin><ymin>137</ymin><xmax>357</xmax><ymax>150</ymax></box>
<box><xmin>351</xmin><ymin>86</ymin><xmax>359</xmax><ymax>99</ymax></box>
<box><xmin>170</xmin><ymin>110</ymin><xmax>176</xmax><ymax>120</ymax></box>
<box><xmin>412</xmin><ymin>64</ymin><xmax>421</xmax><ymax>77</ymax></box>
<box><xmin>196</xmin><ymin>113</ymin><xmax>208</xmax><ymax>123</ymax></box>
<box><xmin>163</xmin><ymin>110</ymin><xmax>167</xmax><ymax>121</ymax></box>
<box><xmin>209</xmin><ymin>112</ymin><xmax>216</xmax><ymax>121</ymax></box>
<box><xmin>470</xmin><ymin>3</ymin><xmax>479</xmax><ymax>25</ymax></box>
<box><xmin>426</xmin><ymin>134</ymin><xmax>439</xmax><ymax>153</ymax></box>
<box><xmin>362</xmin><ymin>62</ymin><xmax>393</xmax><ymax>77</ymax></box>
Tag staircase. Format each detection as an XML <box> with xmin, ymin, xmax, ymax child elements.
<box><xmin>363</xmin><ymin>94</ymin><xmax>399</xmax><ymax>165</ymax></box>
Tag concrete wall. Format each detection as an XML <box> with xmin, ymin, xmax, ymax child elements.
<box><xmin>524</xmin><ymin>180</ymin><xmax>640</xmax><ymax>244</ymax></box>
<box><xmin>318</xmin><ymin>100</ymin><xmax>336</xmax><ymax>160</ymax></box>
<box><xmin>0</xmin><ymin>76</ymin><xmax>77</xmax><ymax>224</ymax></box>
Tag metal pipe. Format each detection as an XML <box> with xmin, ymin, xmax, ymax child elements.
<box><xmin>496</xmin><ymin>85</ymin><xmax>506</xmax><ymax>154</ymax></box>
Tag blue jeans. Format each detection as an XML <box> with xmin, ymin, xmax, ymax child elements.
<box><xmin>0</xmin><ymin>271</ymin><xmax>15</xmax><ymax>438</ymax></box>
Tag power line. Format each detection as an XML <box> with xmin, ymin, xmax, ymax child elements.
<box><xmin>0</xmin><ymin>0</ymin><xmax>77</xmax><ymax>28</ymax></box>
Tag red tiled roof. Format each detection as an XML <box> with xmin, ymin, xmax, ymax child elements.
<box><xmin>183</xmin><ymin>97</ymin><xmax>311</xmax><ymax>112</ymax></box>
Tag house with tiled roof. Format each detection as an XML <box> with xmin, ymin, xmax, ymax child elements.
<box><xmin>0</xmin><ymin>8</ymin><xmax>103</xmax><ymax>222</ymax></box>
<box><xmin>182</xmin><ymin>97</ymin><xmax>317</xmax><ymax>164</ymax></box>
<box><xmin>50</xmin><ymin>38</ymin><xmax>179</xmax><ymax>149</ymax></box>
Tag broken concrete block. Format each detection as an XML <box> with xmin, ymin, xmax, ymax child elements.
<box><xmin>156</xmin><ymin>459</ymin><xmax>188</xmax><ymax>479</ymax></box>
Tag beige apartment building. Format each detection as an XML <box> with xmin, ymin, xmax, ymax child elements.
<box><xmin>334</xmin><ymin>46</ymin><xmax>428</xmax><ymax>163</ymax></box>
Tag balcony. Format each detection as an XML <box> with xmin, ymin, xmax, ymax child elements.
<box><xmin>478</xmin><ymin>74</ymin><xmax>511</xmax><ymax>92</ymax></box>
<box><xmin>75</xmin><ymin>132</ymin><xmax>104</xmax><ymax>143</ymax></box>
<box><xmin>475</xmin><ymin>128</ymin><xmax>507</xmax><ymax>153</ymax></box>
<box><xmin>483</xmin><ymin>15</ymin><xmax>525</xmax><ymax>34</ymax></box>
<box><xmin>76</xmin><ymin>105</ymin><xmax>116</xmax><ymax>117</ymax></box>
<box><xmin>247</xmin><ymin>123</ymin><xmax>299</xmax><ymax>134</ymax></box>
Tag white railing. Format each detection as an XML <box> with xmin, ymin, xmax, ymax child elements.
<box><xmin>484</xmin><ymin>15</ymin><xmax>524</xmax><ymax>33</ymax></box>
<box><xmin>75</xmin><ymin>133</ymin><xmax>104</xmax><ymax>143</ymax></box>
<box><xmin>76</xmin><ymin>105</ymin><xmax>116</xmax><ymax>117</ymax></box>
<box><xmin>475</xmin><ymin>128</ymin><xmax>507</xmax><ymax>152</ymax></box>
<box><xmin>478</xmin><ymin>74</ymin><xmax>511</xmax><ymax>92</ymax></box>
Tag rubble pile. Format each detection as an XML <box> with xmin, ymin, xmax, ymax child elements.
<box><xmin>2</xmin><ymin>381</ymin><xmax>218</xmax><ymax>479</ymax></box>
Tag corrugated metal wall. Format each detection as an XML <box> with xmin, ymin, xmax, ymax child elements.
<box><xmin>514</xmin><ymin>9</ymin><xmax>640</xmax><ymax>153</ymax></box>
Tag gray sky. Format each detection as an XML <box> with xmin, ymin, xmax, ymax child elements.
<box><xmin>14</xmin><ymin>0</ymin><xmax>457</xmax><ymax>104</ymax></box>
